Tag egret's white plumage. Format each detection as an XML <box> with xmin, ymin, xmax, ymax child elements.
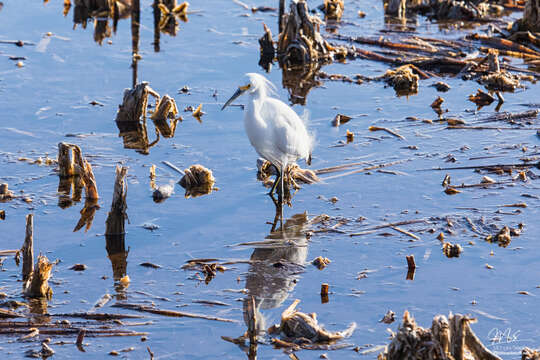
<box><xmin>222</xmin><ymin>73</ymin><xmax>314</xmax><ymax>197</ymax></box>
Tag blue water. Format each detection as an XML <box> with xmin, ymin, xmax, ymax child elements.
<box><xmin>1</xmin><ymin>0</ymin><xmax>540</xmax><ymax>358</ymax></box>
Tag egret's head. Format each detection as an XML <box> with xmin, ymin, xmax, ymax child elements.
<box><xmin>221</xmin><ymin>73</ymin><xmax>277</xmax><ymax>110</ymax></box>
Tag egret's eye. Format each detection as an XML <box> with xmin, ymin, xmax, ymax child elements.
<box><xmin>239</xmin><ymin>84</ymin><xmax>251</xmax><ymax>91</ymax></box>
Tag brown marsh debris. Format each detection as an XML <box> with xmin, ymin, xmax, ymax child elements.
<box><xmin>385</xmin><ymin>0</ymin><xmax>406</xmax><ymax>18</ymax></box>
<box><xmin>432</xmin><ymin>81</ymin><xmax>451</xmax><ymax>92</ymax></box>
<box><xmin>276</xmin><ymin>299</ymin><xmax>356</xmax><ymax>344</ymax></box>
<box><xmin>523</xmin><ymin>347</ymin><xmax>540</xmax><ymax>359</ymax></box>
<box><xmin>178</xmin><ymin>164</ymin><xmax>216</xmax><ymax>198</ymax></box>
<box><xmin>469</xmin><ymin>89</ymin><xmax>495</xmax><ymax>107</ymax></box>
<box><xmin>369</xmin><ymin>126</ymin><xmax>405</xmax><ymax>140</ymax></box>
<box><xmin>259</xmin><ymin>23</ymin><xmax>275</xmax><ymax>71</ymax></box>
<box><xmin>57</xmin><ymin>142</ymin><xmax>99</xmax><ymax>200</ymax></box>
<box><xmin>192</xmin><ymin>103</ymin><xmax>204</xmax><ymax>122</ymax></box>
<box><xmin>410</xmin><ymin>0</ymin><xmax>503</xmax><ymax>21</ymax></box>
<box><xmin>277</xmin><ymin>0</ymin><xmax>345</xmax><ymax>66</ymax></box>
<box><xmin>69</xmin><ymin>264</ymin><xmax>87</xmax><ymax>271</ymax></box>
<box><xmin>257</xmin><ymin>159</ymin><xmax>320</xmax><ymax>190</ymax></box>
<box><xmin>378</xmin><ymin>310</ymin><xmax>502</xmax><ymax>360</ymax></box>
<box><xmin>73</xmin><ymin>198</ymin><xmax>100</xmax><ymax>233</ymax></box>
<box><xmin>312</xmin><ymin>256</ymin><xmax>331</xmax><ymax>270</ymax></box>
<box><xmin>0</xmin><ymin>183</ymin><xmax>13</xmax><ymax>201</ymax></box>
<box><xmin>150</xmin><ymin>95</ymin><xmax>180</xmax><ymax>137</ymax></box>
<box><xmin>320</xmin><ymin>283</ymin><xmax>329</xmax><ymax>297</ymax></box>
<box><xmin>112</xmin><ymin>302</ymin><xmax>236</xmax><ymax>322</ymax></box>
<box><xmin>105</xmin><ymin>166</ymin><xmax>128</xmax><ymax>236</ymax></box>
<box><xmin>480</xmin><ymin>71</ymin><xmax>521</xmax><ymax>92</ymax></box>
<box><xmin>321</xmin><ymin>0</ymin><xmax>344</xmax><ymax>21</ymax></box>
<box><xmin>431</xmin><ymin>96</ymin><xmax>444</xmax><ymax>109</ymax></box>
<box><xmin>485</xmin><ymin>224</ymin><xmax>523</xmax><ymax>247</ymax></box>
<box><xmin>331</xmin><ymin>113</ymin><xmax>351</xmax><ymax>127</ymax></box>
<box><xmin>444</xmin><ymin>187</ymin><xmax>462</xmax><ymax>195</ymax></box>
<box><xmin>158</xmin><ymin>1</ymin><xmax>189</xmax><ymax>35</ymax></box>
<box><xmin>115</xmin><ymin>82</ymin><xmax>179</xmax><ymax>154</ymax></box>
<box><xmin>20</xmin><ymin>214</ymin><xmax>54</xmax><ymax>299</ymax></box>
<box><xmin>380</xmin><ymin>310</ymin><xmax>395</xmax><ymax>324</ymax></box>
<box><xmin>442</xmin><ymin>242</ymin><xmax>463</xmax><ymax>258</ymax></box>
<box><xmin>431</xmin><ymin>96</ymin><xmax>446</xmax><ymax>117</ymax></box>
<box><xmin>406</xmin><ymin>255</ymin><xmax>416</xmax><ymax>280</ymax></box>
<box><xmin>345</xmin><ymin>129</ymin><xmax>354</xmax><ymax>143</ymax></box>
<box><xmin>202</xmin><ymin>263</ymin><xmax>224</xmax><ymax>284</ymax></box>
<box><xmin>382</xmin><ymin>64</ymin><xmax>419</xmax><ymax>96</ymax></box>
<box><xmin>514</xmin><ymin>0</ymin><xmax>540</xmax><ymax>32</ymax></box>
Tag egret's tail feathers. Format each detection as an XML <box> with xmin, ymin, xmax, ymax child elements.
<box><xmin>300</xmin><ymin>110</ymin><xmax>316</xmax><ymax>158</ymax></box>
<box><xmin>300</xmin><ymin>109</ymin><xmax>310</xmax><ymax>125</ymax></box>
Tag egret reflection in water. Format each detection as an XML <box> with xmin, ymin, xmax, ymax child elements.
<box><xmin>242</xmin><ymin>204</ymin><xmax>309</xmax><ymax>337</ymax></box>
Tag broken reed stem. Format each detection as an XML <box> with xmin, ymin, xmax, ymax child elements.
<box><xmin>147</xmin><ymin>346</ymin><xmax>155</xmax><ymax>360</ymax></box>
<box><xmin>448</xmin><ymin>125</ymin><xmax>540</xmax><ymax>130</ymax></box>
<box><xmin>57</xmin><ymin>142</ymin><xmax>99</xmax><ymax>199</ymax></box>
<box><xmin>71</xmin><ymin>145</ymin><xmax>99</xmax><ymax>199</ymax></box>
<box><xmin>0</xmin><ymin>328</ymin><xmax>147</xmax><ymax>337</ymax></box>
<box><xmin>322</xmin><ymin>159</ymin><xmax>410</xmax><ymax>181</ymax></box>
<box><xmin>81</xmin><ymin>161</ymin><xmax>99</xmax><ymax>200</ymax></box>
<box><xmin>0</xmin><ymin>309</ymin><xmax>24</xmax><ymax>318</ymax></box>
<box><xmin>76</xmin><ymin>328</ymin><xmax>86</xmax><ymax>349</ymax></box>
<box><xmin>420</xmin><ymin>162</ymin><xmax>538</xmax><ymax>171</ymax></box>
<box><xmin>105</xmin><ymin>166</ymin><xmax>128</xmax><ymax>236</ymax></box>
<box><xmin>161</xmin><ymin>160</ymin><xmax>185</xmax><ymax>176</ymax></box>
<box><xmin>52</xmin><ymin>312</ymin><xmax>143</xmax><ymax>320</ymax></box>
<box><xmin>246</xmin><ymin>295</ymin><xmax>257</xmax><ymax>344</ymax></box>
<box><xmin>112</xmin><ymin>303</ymin><xmax>237</xmax><ymax>323</ymax></box>
<box><xmin>406</xmin><ymin>255</ymin><xmax>416</xmax><ymax>271</ymax></box>
<box><xmin>391</xmin><ymin>226</ymin><xmax>420</xmax><ymax>240</ymax></box>
<box><xmin>0</xmin><ymin>250</ymin><xmax>18</xmax><ymax>256</ymax></box>
<box><xmin>406</xmin><ymin>255</ymin><xmax>416</xmax><ymax>281</ymax></box>
<box><xmin>58</xmin><ymin>142</ymin><xmax>75</xmax><ymax>177</ymax></box>
<box><xmin>350</xmin><ymin>218</ymin><xmax>427</xmax><ymax>236</ymax></box>
<box><xmin>368</xmin><ymin>126</ymin><xmax>405</xmax><ymax>139</ymax></box>
<box><xmin>315</xmin><ymin>161</ymin><xmax>369</xmax><ymax>175</ymax></box>
<box><xmin>24</xmin><ymin>255</ymin><xmax>54</xmax><ymax>299</ymax></box>
<box><xmin>21</xmin><ymin>214</ymin><xmax>34</xmax><ymax>283</ymax></box>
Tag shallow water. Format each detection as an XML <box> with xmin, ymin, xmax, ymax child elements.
<box><xmin>1</xmin><ymin>0</ymin><xmax>540</xmax><ymax>358</ymax></box>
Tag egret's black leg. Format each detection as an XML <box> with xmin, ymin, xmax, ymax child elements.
<box><xmin>279</xmin><ymin>168</ymin><xmax>284</xmax><ymax>203</ymax></box>
<box><xmin>268</xmin><ymin>173</ymin><xmax>281</xmax><ymax>196</ymax></box>
<box><xmin>268</xmin><ymin>164</ymin><xmax>281</xmax><ymax>196</ymax></box>
<box><xmin>269</xmin><ymin>193</ymin><xmax>283</xmax><ymax>232</ymax></box>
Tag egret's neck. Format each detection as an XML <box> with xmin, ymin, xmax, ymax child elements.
<box><xmin>246</xmin><ymin>89</ymin><xmax>265</xmax><ymax>112</ymax></box>
<box><xmin>250</xmin><ymin>87</ymin><xmax>266</xmax><ymax>101</ymax></box>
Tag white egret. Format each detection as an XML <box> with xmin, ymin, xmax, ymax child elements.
<box><xmin>222</xmin><ymin>73</ymin><xmax>313</xmax><ymax>198</ymax></box>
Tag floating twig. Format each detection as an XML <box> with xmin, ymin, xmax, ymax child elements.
<box><xmin>350</xmin><ymin>218</ymin><xmax>427</xmax><ymax>236</ymax></box>
<box><xmin>112</xmin><ymin>303</ymin><xmax>237</xmax><ymax>323</ymax></box>
<box><xmin>368</xmin><ymin>126</ymin><xmax>405</xmax><ymax>140</ymax></box>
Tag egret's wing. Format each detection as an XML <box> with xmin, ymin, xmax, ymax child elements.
<box><xmin>261</xmin><ymin>99</ymin><xmax>311</xmax><ymax>162</ymax></box>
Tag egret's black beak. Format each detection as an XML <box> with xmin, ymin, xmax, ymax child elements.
<box><xmin>221</xmin><ymin>84</ymin><xmax>250</xmax><ymax>110</ymax></box>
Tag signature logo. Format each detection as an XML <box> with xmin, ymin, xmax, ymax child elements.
<box><xmin>488</xmin><ymin>328</ymin><xmax>521</xmax><ymax>345</ymax></box>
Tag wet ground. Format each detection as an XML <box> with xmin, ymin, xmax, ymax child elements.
<box><xmin>1</xmin><ymin>0</ymin><xmax>540</xmax><ymax>358</ymax></box>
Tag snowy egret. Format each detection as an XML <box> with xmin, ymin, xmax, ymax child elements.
<box><xmin>221</xmin><ymin>73</ymin><xmax>313</xmax><ymax>198</ymax></box>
